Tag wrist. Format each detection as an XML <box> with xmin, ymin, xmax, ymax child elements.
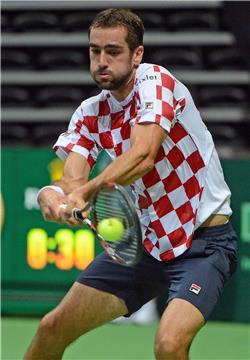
<box><xmin>37</xmin><ymin>185</ymin><xmax>65</xmax><ymax>203</ymax></box>
<box><xmin>82</xmin><ymin>178</ymin><xmax>101</xmax><ymax>200</ymax></box>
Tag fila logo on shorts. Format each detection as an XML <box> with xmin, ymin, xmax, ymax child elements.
<box><xmin>189</xmin><ymin>283</ymin><xmax>202</xmax><ymax>295</ymax></box>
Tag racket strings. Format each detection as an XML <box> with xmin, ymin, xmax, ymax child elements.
<box><xmin>93</xmin><ymin>189</ymin><xmax>140</xmax><ymax>259</ymax></box>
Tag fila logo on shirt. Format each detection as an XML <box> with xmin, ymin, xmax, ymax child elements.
<box><xmin>145</xmin><ymin>102</ymin><xmax>154</xmax><ymax>109</ymax></box>
<box><xmin>189</xmin><ymin>283</ymin><xmax>202</xmax><ymax>295</ymax></box>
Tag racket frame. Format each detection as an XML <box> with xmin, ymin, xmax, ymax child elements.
<box><xmin>73</xmin><ymin>183</ymin><xmax>142</xmax><ymax>266</ymax></box>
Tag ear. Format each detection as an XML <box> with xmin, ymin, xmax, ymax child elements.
<box><xmin>133</xmin><ymin>45</ymin><xmax>144</xmax><ymax>68</ymax></box>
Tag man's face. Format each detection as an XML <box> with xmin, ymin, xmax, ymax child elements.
<box><xmin>89</xmin><ymin>26</ymin><xmax>135</xmax><ymax>90</ymax></box>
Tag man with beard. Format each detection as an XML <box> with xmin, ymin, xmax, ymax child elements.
<box><xmin>24</xmin><ymin>9</ymin><xmax>237</xmax><ymax>360</ymax></box>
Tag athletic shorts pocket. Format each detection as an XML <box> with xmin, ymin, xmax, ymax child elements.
<box><xmin>205</xmin><ymin>237</ymin><xmax>238</xmax><ymax>281</ymax></box>
<box><xmin>228</xmin><ymin>246</ymin><xmax>237</xmax><ymax>276</ymax></box>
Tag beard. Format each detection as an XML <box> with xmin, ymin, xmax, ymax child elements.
<box><xmin>91</xmin><ymin>67</ymin><xmax>133</xmax><ymax>90</ymax></box>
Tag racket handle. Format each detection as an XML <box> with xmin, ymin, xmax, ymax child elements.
<box><xmin>60</xmin><ymin>204</ymin><xmax>87</xmax><ymax>221</ymax></box>
<box><xmin>72</xmin><ymin>208</ymin><xmax>84</xmax><ymax>221</ymax></box>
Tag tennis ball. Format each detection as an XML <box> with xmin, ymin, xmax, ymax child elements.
<box><xmin>97</xmin><ymin>218</ymin><xmax>124</xmax><ymax>242</ymax></box>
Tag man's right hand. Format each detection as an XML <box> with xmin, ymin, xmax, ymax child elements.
<box><xmin>38</xmin><ymin>188</ymin><xmax>66</xmax><ymax>223</ymax></box>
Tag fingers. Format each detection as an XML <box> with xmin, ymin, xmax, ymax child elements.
<box><xmin>40</xmin><ymin>202</ymin><xmax>73</xmax><ymax>225</ymax></box>
<box><xmin>39</xmin><ymin>190</ymin><xmax>67</xmax><ymax>223</ymax></box>
<box><xmin>39</xmin><ymin>188</ymin><xmax>87</xmax><ymax>226</ymax></box>
<box><xmin>81</xmin><ymin>209</ymin><xmax>90</xmax><ymax>218</ymax></box>
<box><xmin>72</xmin><ymin>208</ymin><xmax>90</xmax><ymax>221</ymax></box>
<box><xmin>41</xmin><ymin>205</ymin><xmax>63</xmax><ymax>223</ymax></box>
<box><xmin>41</xmin><ymin>202</ymin><xmax>83</xmax><ymax>226</ymax></box>
<box><xmin>58</xmin><ymin>204</ymin><xmax>83</xmax><ymax>227</ymax></box>
<box><xmin>60</xmin><ymin>192</ymin><xmax>87</xmax><ymax>225</ymax></box>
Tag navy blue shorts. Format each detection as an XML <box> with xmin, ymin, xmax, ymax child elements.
<box><xmin>77</xmin><ymin>222</ymin><xmax>238</xmax><ymax>320</ymax></box>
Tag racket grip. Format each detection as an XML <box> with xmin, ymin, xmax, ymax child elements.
<box><xmin>72</xmin><ymin>208</ymin><xmax>84</xmax><ymax>221</ymax></box>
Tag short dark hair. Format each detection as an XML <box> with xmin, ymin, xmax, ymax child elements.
<box><xmin>88</xmin><ymin>8</ymin><xmax>144</xmax><ymax>51</ymax></box>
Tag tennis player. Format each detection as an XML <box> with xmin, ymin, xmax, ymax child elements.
<box><xmin>25</xmin><ymin>9</ymin><xmax>238</xmax><ymax>360</ymax></box>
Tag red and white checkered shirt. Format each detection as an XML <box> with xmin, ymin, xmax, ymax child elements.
<box><xmin>54</xmin><ymin>63</ymin><xmax>231</xmax><ymax>261</ymax></box>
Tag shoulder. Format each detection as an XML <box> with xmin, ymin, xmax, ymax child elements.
<box><xmin>76</xmin><ymin>91</ymin><xmax>108</xmax><ymax>116</ymax></box>
<box><xmin>136</xmin><ymin>63</ymin><xmax>175</xmax><ymax>79</ymax></box>
<box><xmin>69</xmin><ymin>91</ymin><xmax>108</xmax><ymax>132</ymax></box>
<box><xmin>135</xmin><ymin>63</ymin><xmax>176</xmax><ymax>90</ymax></box>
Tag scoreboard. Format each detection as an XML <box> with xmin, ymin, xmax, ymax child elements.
<box><xmin>1</xmin><ymin>149</ymin><xmax>110</xmax><ymax>314</ymax></box>
<box><xmin>1</xmin><ymin>148</ymin><xmax>250</xmax><ymax>322</ymax></box>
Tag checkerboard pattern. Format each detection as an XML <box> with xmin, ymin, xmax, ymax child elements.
<box><xmin>136</xmin><ymin>120</ymin><xmax>205</xmax><ymax>260</ymax></box>
<box><xmin>54</xmin><ymin>63</ymin><xmax>206</xmax><ymax>261</ymax></box>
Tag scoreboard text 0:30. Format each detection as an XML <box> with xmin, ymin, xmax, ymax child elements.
<box><xmin>27</xmin><ymin>228</ymin><xmax>95</xmax><ymax>270</ymax></box>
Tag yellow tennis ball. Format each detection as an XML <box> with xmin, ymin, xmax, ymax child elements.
<box><xmin>97</xmin><ymin>218</ymin><xmax>124</xmax><ymax>242</ymax></box>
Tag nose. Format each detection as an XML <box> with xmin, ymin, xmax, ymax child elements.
<box><xmin>99</xmin><ymin>50</ymin><xmax>108</xmax><ymax>68</ymax></box>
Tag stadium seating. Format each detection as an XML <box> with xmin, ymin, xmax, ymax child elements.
<box><xmin>1</xmin><ymin>124</ymin><xmax>31</xmax><ymax>146</ymax></box>
<box><xmin>2</xmin><ymin>49</ymin><xmax>33</xmax><ymax>70</ymax></box>
<box><xmin>32</xmin><ymin>123</ymin><xmax>67</xmax><ymax>145</ymax></box>
<box><xmin>2</xmin><ymin>0</ymin><xmax>250</xmax><ymax>153</ymax></box>
<box><xmin>149</xmin><ymin>49</ymin><xmax>202</xmax><ymax>69</ymax></box>
<box><xmin>13</xmin><ymin>12</ymin><xmax>59</xmax><ymax>32</ymax></box>
<box><xmin>37</xmin><ymin>49</ymin><xmax>88</xmax><ymax>69</ymax></box>
<box><xmin>62</xmin><ymin>12</ymin><xmax>99</xmax><ymax>32</ymax></box>
<box><xmin>167</xmin><ymin>11</ymin><xmax>219</xmax><ymax>31</ymax></box>
<box><xmin>36</xmin><ymin>87</ymin><xmax>84</xmax><ymax>107</ymax></box>
<box><xmin>207</xmin><ymin>47</ymin><xmax>246</xmax><ymax>69</ymax></box>
<box><xmin>199</xmin><ymin>86</ymin><xmax>247</xmax><ymax>107</ymax></box>
<box><xmin>135</xmin><ymin>11</ymin><xmax>165</xmax><ymax>30</ymax></box>
<box><xmin>1</xmin><ymin>13</ymin><xmax>9</xmax><ymax>31</ymax></box>
<box><xmin>205</xmin><ymin>124</ymin><xmax>244</xmax><ymax>158</ymax></box>
<box><xmin>2</xmin><ymin>87</ymin><xmax>33</xmax><ymax>107</ymax></box>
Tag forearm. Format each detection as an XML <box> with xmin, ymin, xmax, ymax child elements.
<box><xmin>109</xmin><ymin>155</ymin><xmax>152</xmax><ymax>185</ymax></box>
<box><xmin>100</xmin><ymin>148</ymin><xmax>151</xmax><ymax>184</ymax></box>
<box><xmin>52</xmin><ymin>152</ymin><xmax>91</xmax><ymax>195</ymax></box>
<box><xmin>53</xmin><ymin>176</ymin><xmax>88</xmax><ymax>195</ymax></box>
<box><xmin>76</xmin><ymin>147</ymin><xmax>152</xmax><ymax>200</ymax></box>
<box><xmin>66</xmin><ymin>124</ymin><xmax>167</xmax><ymax>203</ymax></box>
<box><xmin>38</xmin><ymin>152</ymin><xmax>91</xmax><ymax>225</ymax></box>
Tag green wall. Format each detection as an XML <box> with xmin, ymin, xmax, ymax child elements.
<box><xmin>1</xmin><ymin>149</ymin><xmax>250</xmax><ymax>322</ymax></box>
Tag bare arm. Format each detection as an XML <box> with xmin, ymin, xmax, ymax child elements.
<box><xmin>96</xmin><ymin>123</ymin><xmax>167</xmax><ymax>186</ymax></box>
<box><xmin>38</xmin><ymin>152</ymin><xmax>91</xmax><ymax>225</ymax></box>
<box><xmin>54</xmin><ymin>152</ymin><xmax>91</xmax><ymax>194</ymax></box>
<box><xmin>65</xmin><ymin>123</ymin><xmax>167</xmax><ymax>212</ymax></box>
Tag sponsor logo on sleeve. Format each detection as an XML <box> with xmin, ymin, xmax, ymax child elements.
<box><xmin>136</xmin><ymin>74</ymin><xmax>157</xmax><ymax>85</ymax></box>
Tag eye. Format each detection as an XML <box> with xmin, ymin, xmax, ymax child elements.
<box><xmin>91</xmin><ymin>48</ymin><xmax>100</xmax><ymax>55</ymax></box>
<box><xmin>109</xmin><ymin>51</ymin><xmax>120</xmax><ymax>56</ymax></box>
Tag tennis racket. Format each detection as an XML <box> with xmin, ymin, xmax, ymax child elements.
<box><xmin>72</xmin><ymin>183</ymin><xmax>142</xmax><ymax>266</ymax></box>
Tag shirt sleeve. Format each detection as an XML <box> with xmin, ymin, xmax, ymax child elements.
<box><xmin>53</xmin><ymin>104</ymin><xmax>99</xmax><ymax>169</ymax></box>
<box><xmin>135</xmin><ymin>64</ymin><xmax>177</xmax><ymax>133</ymax></box>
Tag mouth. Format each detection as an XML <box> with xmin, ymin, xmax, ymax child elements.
<box><xmin>95</xmin><ymin>70</ymin><xmax>112</xmax><ymax>79</ymax></box>
<box><xmin>97</xmin><ymin>73</ymin><xmax>111</xmax><ymax>80</ymax></box>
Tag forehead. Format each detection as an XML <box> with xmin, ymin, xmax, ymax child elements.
<box><xmin>89</xmin><ymin>26</ymin><xmax>129</xmax><ymax>47</ymax></box>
